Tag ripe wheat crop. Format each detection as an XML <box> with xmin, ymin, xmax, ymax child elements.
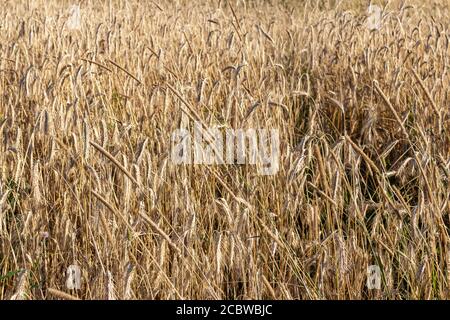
<box><xmin>0</xmin><ymin>0</ymin><xmax>449</xmax><ymax>299</ymax></box>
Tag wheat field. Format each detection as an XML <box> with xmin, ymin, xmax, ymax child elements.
<box><xmin>0</xmin><ymin>0</ymin><xmax>449</xmax><ymax>300</ymax></box>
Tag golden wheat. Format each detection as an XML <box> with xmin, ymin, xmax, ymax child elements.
<box><xmin>0</xmin><ymin>0</ymin><xmax>449</xmax><ymax>300</ymax></box>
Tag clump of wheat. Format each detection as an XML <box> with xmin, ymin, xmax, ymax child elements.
<box><xmin>0</xmin><ymin>0</ymin><xmax>449</xmax><ymax>300</ymax></box>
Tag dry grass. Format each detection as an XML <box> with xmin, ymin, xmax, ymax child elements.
<box><xmin>0</xmin><ymin>0</ymin><xmax>449</xmax><ymax>299</ymax></box>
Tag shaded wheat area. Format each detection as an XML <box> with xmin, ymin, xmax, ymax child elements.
<box><xmin>0</xmin><ymin>0</ymin><xmax>449</xmax><ymax>299</ymax></box>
